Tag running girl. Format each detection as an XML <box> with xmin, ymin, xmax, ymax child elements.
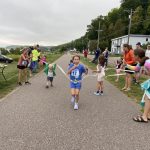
<box><xmin>67</xmin><ymin>55</ymin><xmax>88</xmax><ymax>110</ymax></box>
<box><xmin>93</xmin><ymin>55</ymin><xmax>106</xmax><ymax>96</ymax></box>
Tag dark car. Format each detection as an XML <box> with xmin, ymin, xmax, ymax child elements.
<box><xmin>0</xmin><ymin>55</ymin><xmax>13</xmax><ymax>63</ymax></box>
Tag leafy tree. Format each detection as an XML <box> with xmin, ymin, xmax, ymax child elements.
<box><xmin>55</xmin><ymin>0</ymin><xmax>150</xmax><ymax>52</ymax></box>
<box><xmin>121</xmin><ymin>0</ymin><xmax>141</xmax><ymax>10</ymax></box>
<box><xmin>143</xmin><ymin>5</ymin><xmax>150</xmax><ymax>34</ymax></box>
<box><xmin>131</xmin><ymin>6</ymin><xmax>144</xmax><ymax>34</ymax></box>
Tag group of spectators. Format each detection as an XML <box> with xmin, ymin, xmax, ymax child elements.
<box><xmin>83</xmin><ymin>47</ymin><xmax>109</xmax><ymax>67</ymax></box>
<box><xmin>122</xmin><ymin>42</ymin><xmax>150</xmax><ymax>91</ymax></box>
<box><xmin>17</xmin><ymin>44</ymin><xmax>46</xmax><ymax>86</ymax></box>
<box><xmin>91</xmin><ymin>48</ymin><xmax>109</xmax><ymax>66</ymax></box>
<box><xmin>120</xmin><ymin>42</ymin><xmax>150</xmax><ymax>123</ymax></box>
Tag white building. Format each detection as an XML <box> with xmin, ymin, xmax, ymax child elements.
<box><xmin>111</xmin><ymin>34</ymin><xmax>150</xmax><ymax>54</ymax></box>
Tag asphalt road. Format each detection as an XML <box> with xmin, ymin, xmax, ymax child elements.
<box><xmin>0</xmin><ymin>54</ymin><xmax>150</xmax><ymax>150</ymax></box>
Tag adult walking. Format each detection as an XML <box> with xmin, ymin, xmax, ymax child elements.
<box><xmin>103</xmin><ymin>47</ymin><xmax>109</xmax><ymax>67</ymax></box>
<box><xmin>83</xmin><ymin>49</ymin><xmax>88</xmax><ymax>59</ymax></box>
<box><xmin>122</xmin><ymin>44</ymin><xmax>135</xmax><ymax>91</ymax></box>
<box><xmin>17</xmin><ymin>48</ymin><xmax>31</xmax><ymax>86</ymax></box>
<box><xmin>92</xmin><ymin>48</ymin><xmax>101</xmax><ymax>63</ymax></box>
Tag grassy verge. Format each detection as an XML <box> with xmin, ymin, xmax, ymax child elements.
<box><xmin>0</xmin><ymin>62</ymin><xmax>18</xmax><ymax>98</ymax></box>
<box><xmin>0</xmin><ymin>53</ymin><xmax>63</xmax><ymax>99</ymax></box>
<box><xmin>109</xmin><ymin>54</ymin><xmax>122</xmax><ymax>57</ymax></box>
<box><xmin>81</xmin><ymin>56</ymin><xmax>146</xmax><ymax>104</ymax></box>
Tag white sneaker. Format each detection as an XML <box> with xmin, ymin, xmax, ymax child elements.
<box><xmin>74</xmin><ymin>103</ymin><xmax>79</xmax><ymax>110</ymax></box>
<box><xmin>71</xmin><ymin>97</ymin><xmax>75</xmax><ymax>105</ymax></box>
<box><xmin>100</xmin><ymin>93</ymin><xmax>103</xmax><ymax>96</ymax></box>
<box><xmin>94</xmin><ymin>92</ymin><xmax>100</xmax><ymax>96</ymax></box>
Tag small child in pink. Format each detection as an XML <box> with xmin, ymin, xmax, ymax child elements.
<box><xmin>40</xmin><ymin>55</ymin><xmax>46</xmax><ymax>66</ymax></box>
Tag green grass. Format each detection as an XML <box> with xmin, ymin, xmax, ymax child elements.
<box><xmin>46</xmin><ymin>53</ymin><xmax>62</xmax><ymax>63</ymax></box>
<box><xmin>80</xmin><ymin>57</ymin><xmax>96</xmax><ymax>70</ymax></box>
<box><xmin>0</xmin><ymin>62</ymin><xmax>18</xmax><ymax>98</ymax></box>
<box><xmin>0</xmin><ymin>53</ymin><xmax>63</xmax><ymax>99</ymax></box>
<box><xmin>109</xmin><ymin>54</ymin><xmax>122</xmax><ymax>57</ymax></box>
<box><xmin>7</xmin><ymin>54</ymin><xmax>20</xmax><ymax>62</ymax></box>
<box><xmin>80</xmin><ymin>56</ymin><xmax>146</xmax><ymax>104</ymax></box>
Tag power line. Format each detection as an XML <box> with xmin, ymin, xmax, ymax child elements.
<box><xmin>88</xmin><ymin>17</ymin><xmax>150</xmax><ymax>41</ymax></box>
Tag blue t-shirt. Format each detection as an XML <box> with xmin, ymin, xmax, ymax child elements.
<box><xmin>68</xmin><ymin>64</ymin><xmax>86</xmax><ymax>81</ymax></box>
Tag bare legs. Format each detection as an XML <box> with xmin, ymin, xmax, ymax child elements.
<box><xmin>142</xmin><ymin>95</ymin><xmax>150</xmax><ymax>121</ymax></box>
<box><xmin>122</xmin><ymin>73</ymin><xmax>131</xmax><ymax>91</ymax></box>
<box><xmin>71</xmin><ymin>89</ymin><xmax>80</xmax><ymax>103</ymax></box>
<box><xmin>96</xmin><ymin>81</ymin><xmax>104</xmax><ymax>93</ymax></box>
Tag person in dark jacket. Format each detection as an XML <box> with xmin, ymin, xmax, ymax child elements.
<box><xmin>92</xmin><ymin>48</ymin><xmax>101</xmax><ymax>63</ymax></box>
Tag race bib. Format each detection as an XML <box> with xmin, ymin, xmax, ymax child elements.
<box><xmin>71</xmin><ymin>69</ymin><xmax>80</xmax><ymax>79</ymax></box>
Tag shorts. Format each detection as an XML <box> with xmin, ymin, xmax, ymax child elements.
<box><xmin>70</xmin><ymin>81</ymin><xmax>81</xmax><ymax>89</ymax></box>
<box><xmin>145</xmin><ymin>61</ymin><xmax>150</xmax><ymax>71</ymax></box>
<box><xmin>97</xmin><ymin>76</ymin><xmax>105</xmax><ymax>82</ymax></box>
<box><xmin>116</xmin><ymin>69</ymin><xmax>121</xmax><ymax>74</ymax></box>
<box><xmin>97</xmin><ymin>73</ymin><xmax>105</xmax><ymax>82</ymax></box>
<box><xmin>125</xmin><ymin>67</ymin><xmax>134</xmax><ymax>74</ymax></box>
<box><xmin>17</xmin><ymin>65</ymin><xmax>27</xmax><ymax>70</ymax></box>
<box><xmin>145</xmin><ymin>90</ymin><xmax>150</xmax><ymax>99</ymax></box>
<box><xmin>47</xmin><ymin>77</ymin><xmax>53</xmax><ymax>82</ymax></box>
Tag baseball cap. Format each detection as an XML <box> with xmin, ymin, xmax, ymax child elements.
<box><xmin>136</xmin><ymin>42</ymin><xmax>141</xmax><ymax>46</ymax></box>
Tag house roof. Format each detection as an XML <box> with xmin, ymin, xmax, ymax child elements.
<box><xmin>111</xmin><ymin>34</ymin><xmax>150</xmax><ymax>41</ymax></box>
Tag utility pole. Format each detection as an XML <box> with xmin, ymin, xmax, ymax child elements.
<box><xmin>82</xmin><ymin>37</ymin><xmax>84</xmax><ymax>50</ymax></box>
<box><xmin>97</xmin><ymin>21</ymin><xmax>100</xmax><ymax>49</ymax></box>
<box><xmin>127</xmin><ymin>9</ymin><xmax>133</xmax><ymax>44</ymax></box>
<box><xmin>97</xmin><ymin>20</ymin><xmax>103</xmax><ymax>49</ymax></box>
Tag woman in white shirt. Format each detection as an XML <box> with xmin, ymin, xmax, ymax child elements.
<box><xmin>145</xmin><ymin>45</ymin><xmax>150</xmax><ymax>58</ymax></box>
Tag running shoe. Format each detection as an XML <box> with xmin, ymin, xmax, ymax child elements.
<box><xmin>94</xmin><ymin>92</ymin><xmax>100</xmax><ymax>96</ymax></box>
<box><xmin>74</xmin><ymin>103</ymin><xmax>79</xmax><ymax>110</ymax></box>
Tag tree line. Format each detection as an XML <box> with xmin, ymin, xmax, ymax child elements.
<box><xmin>53</xmin><ymin>0</ymin><xmax>150</xmax><ymax>52</ymax></box>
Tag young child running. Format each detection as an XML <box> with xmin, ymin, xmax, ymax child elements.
<box><xmin>93</xmin><ymin>55</ymin><xmax>106</xmax><ymax>96</ymax></box>
<box><xmin>67</xmin><ymin>55</ymin><xmax>88</xmax><ymax>110</ymax></box>
<box><xmin>115</xmin><ymin>57</ymin><xmax>123</xmax><ymax>82</ymax></box>
<box><xmin>44</xmin><ymin>63</ymin><xmax>56</xmax><ymax>88</ymax></box>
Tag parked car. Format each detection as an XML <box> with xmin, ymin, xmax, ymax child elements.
<box><xmin>0</xmin><ymin>55</ymin><xmax>13</xmax><ymax>63</ymax></box>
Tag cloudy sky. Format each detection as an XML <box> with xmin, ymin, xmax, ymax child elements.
<box><xmin>0</xmin><ymin>0</ymin><xmax>120</xmax><ymax>47</ymax></box>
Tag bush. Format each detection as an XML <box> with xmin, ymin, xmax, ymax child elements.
<box><xmin>1</xmin><ymin>49</ymin><xmax>9</xmax><ymax>55</ymax></box>
<box><xmin>9</xmin><ymin>47</ymin><xmax>22</xmax><ymax>55</ymax></box>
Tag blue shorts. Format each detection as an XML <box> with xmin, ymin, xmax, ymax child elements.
<box><xmin>47</xmin><ymin>77</ymin><xmax>53</xmax><ymax>82</ymax></box>
<box><xmin>70</xmin><ymin>81</ymin><xmax>82</xmax><ymax>89</ymax></box>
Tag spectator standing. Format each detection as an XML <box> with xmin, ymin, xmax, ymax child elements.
<box><xmin>31</xmin><ymin>45</ymin><xmax>40</xmax><ymax>73</ymax></box>
<box><xmin>17</xmin><ymin>48</ymin><xmax>31</xmax><ymax>85</ymax></box>
<box><xmin>103</xmin><ymin>47</ymin><xmax>109</xmax><ymax>67</ymax></box>
<box><xmin>92</xmin><ymin>48</ymin><xmax>101</xmax><ymax>63</ymax></box>
<box><xmin>83</xmin><ymin>49</ymin><xmax>88</xmax><ymax>59</ymax></box>
<box><xmin>122</xmin><ymin>44</ymin><xmax>135</xmax><ymax>91</ymax></box>
<box><xmin>136</xmin><ymin>42</ymin><xmax>142</xmax><ymax>49</ymax></box>
<box><xmin>145</xmin><ymin>45</ymin><xmax>150</xmax><ymax>58</ymax></box>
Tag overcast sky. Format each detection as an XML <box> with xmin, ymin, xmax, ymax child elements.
<box><xmin>0</xmin><ymin>0</ymin><xmax>120</xmax><ymax>47</ymax></box>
